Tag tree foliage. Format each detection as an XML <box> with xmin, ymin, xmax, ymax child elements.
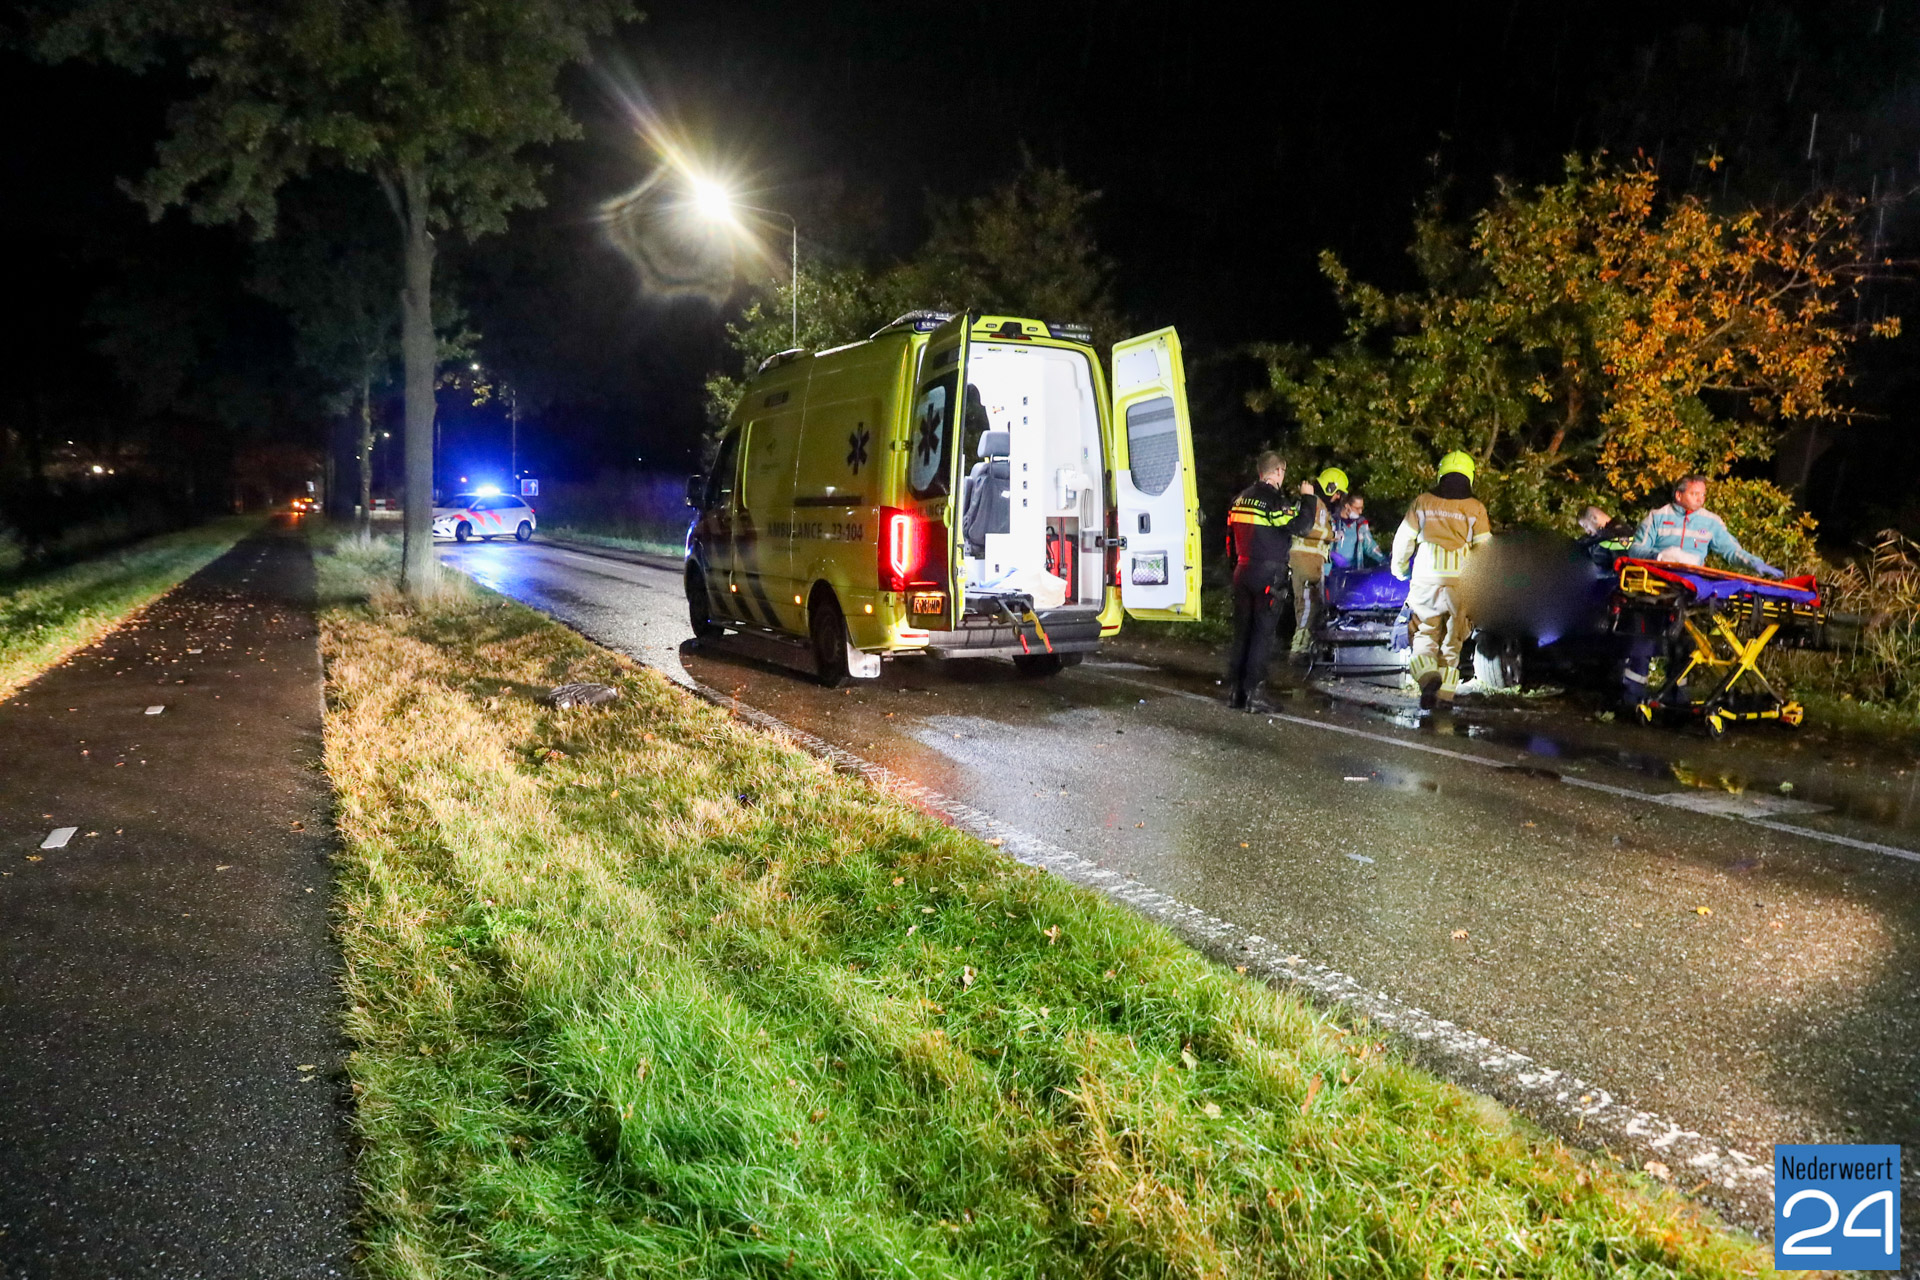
<box><xmin>36</xmin><ymin>0</ymin><xmax>628</xmax><ymax>242</ymax></box>
<box><xmin>249</xmin><ymin>184</ymin><xmax>401</xmax><ymax>418</ymax></box>
<box><xmin>706</xmin><ymin>161</ymin><xmax>1122</xmax><ymax>435</ymax></box>
<box><xmin>1252</xmin><ymin>155</ymin><xmax>1896</xmax><ymax>563</ymax></box>
<box><xmin>37</xmin><ymin>0</ymin><xmax>634</xmax><ymax>590</ymax></box>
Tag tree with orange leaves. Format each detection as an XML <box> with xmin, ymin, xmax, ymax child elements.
<box><xmin>1253</xmin><ymin>155</ymin><xmax>1897</xmax><ymax>567</ymax></box>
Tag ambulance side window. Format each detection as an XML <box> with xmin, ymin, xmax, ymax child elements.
<box><xmin>705</xmin><ymin>432</ymin><xmax>741</xmax><ymax>509</ymax></box>
<box><xmin>909</xmin><ymin>372</ymin><xmax>958</xmax><ymax>500</ymax></box>
<box><xmin>1125</xmin><ymin>395</ymin><xmax>1179</xmax><ymax>497</ymax></box>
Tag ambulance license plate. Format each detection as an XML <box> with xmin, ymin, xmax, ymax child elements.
<box><xmin>910</xmin><ymin>592</ymin><xmax>946</xmax><ymax>615</ymax></box>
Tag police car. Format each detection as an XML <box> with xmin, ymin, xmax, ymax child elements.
<box><xmin>433</xmin><ymin>491</ymin><xmax>537</xmax><ymax>542</ymax></box>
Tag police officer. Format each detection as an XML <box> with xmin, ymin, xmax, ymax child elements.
<box><xmin>1391</xmin><ymin>451</ymin><xmax>1494</xmax><ymax>711</ymax></box>
<box><xmin>1287</xmin><ymin>466</ymin><xmax>1347</xmax><ymax>660</ymax></box>
<box><xmin>1224</xmin><ymin>451</ymin><xmax>1316</xmax><ymax>710</ymax></box>
<box><xmin>1576</xmin><ymin>505</ymin><xmax>1634</xmax><ymax>572</ymax></box>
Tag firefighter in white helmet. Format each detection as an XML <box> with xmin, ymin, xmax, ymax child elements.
<box><xmin>1391</xmin><ymin>451</ymin><xmax>1494</xmax><ymax>711</ymax></box>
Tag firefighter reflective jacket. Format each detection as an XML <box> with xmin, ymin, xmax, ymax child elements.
<box><xmin>1391</xmin><ymin>492</ymin><xmax>1493</xmax><ymax>582</ymax></box>
<box><xmin>1226</xmin><ymin>482</ymin><xmax>1315</xmax><ymax>568</ymax></box>
<box><xmin>1292</xmin><ymin>493</ymin><xmax>1336</xmax><ymax>560</ymax></box>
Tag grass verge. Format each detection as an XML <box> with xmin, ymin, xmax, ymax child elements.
<box><xmin>320</xmin><ymin>535</ymin><xmax>1767</xmax><ymax>1278</ymax></box>
<box><xmin>0</xmin><ymin>517</ymin><xmax>257</xmax><ymax>702</ymax></box>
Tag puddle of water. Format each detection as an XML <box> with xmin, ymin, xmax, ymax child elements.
<box><xmin>1654</xmin><ymin>791</ymin><xmax>1831</xmax><ymax>818</ymax></box>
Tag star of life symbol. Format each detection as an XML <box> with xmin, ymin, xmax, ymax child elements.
<box><xmin>846</xmin><ymin>426</ymin><xmax>871</xmax><ymax>474</ymax></box>
<box><xmin>914</xmin><ymin>407</ymin><xmax>941</xmax><ymax>464</ymax></box>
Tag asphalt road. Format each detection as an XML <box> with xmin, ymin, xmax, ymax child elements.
<box><xmin>445</xmin><ymin>535</ymin><xmax>1920</xmax><ymax>1236</ymax></box>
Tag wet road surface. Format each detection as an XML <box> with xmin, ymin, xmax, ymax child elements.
<box><xmin>445</xmin><ymin>536</ymin><xmax>1920</xmax><ymax>1232</ymax></box>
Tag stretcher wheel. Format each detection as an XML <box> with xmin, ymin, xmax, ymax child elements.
<box><xmin>1633</xmin><ymin>701</ymin><xmax>1657</xmax><ymax>727</ymax></box>
<box><xmin>1779</xmin><ymin>702</ymin><xmax>1804</xmax><ymax>729</ymax></box>
<box><xmin>1704</xmin><ymin>709</ymin><xmax>1728</xmax><ymax>740</ymax></box>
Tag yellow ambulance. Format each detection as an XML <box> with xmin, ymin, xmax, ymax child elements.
<box><xmin>685</xmin><ymin>311</ymin><xmax>1200</xmax><ymax>684</ymax></box>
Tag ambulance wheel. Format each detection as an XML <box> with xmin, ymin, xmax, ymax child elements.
<box><xmin>1013</xmin><ymin>653</ymin><xmax>1065</xmax><ymax>677</ymax></box>
<box><xmin>810</xmin><ymin>592</ymin><xmax>851</xmax><ymax>687</ymax></box>
<box><xmin>455</xmin><ymin>521</ymin><xmax>472</xmax><ymax>543</ymax></box>
<box><xmin>685</xmin><ymin>567</ymin><xmax>724</xmax><ymax>639</ymax></box>
<box><xmin>515</xmin><ymin>521</ymin><xmax>532</xmax><ymax>542</ymax></box>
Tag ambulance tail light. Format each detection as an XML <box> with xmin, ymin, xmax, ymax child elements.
<box><xmin>1106</xmin><ymin>504</ymin><xmax>1122</xmax><ymax>588</ymax></box>
<box><xmin>879</xmin><ymin>508</ymin><xmax>921</xmax><ymax>592</ymax></box>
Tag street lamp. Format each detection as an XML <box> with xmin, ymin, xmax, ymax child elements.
<box><xmin>690</xmin><ymin>180</ymin><xmax>799</xmax><ymax>349</ymax></box>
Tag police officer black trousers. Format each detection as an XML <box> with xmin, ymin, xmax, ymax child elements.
<box><xmin>1225</xmin><ymin>562</ymin><xmax>1287</xmax><ymax>708</ymax></box>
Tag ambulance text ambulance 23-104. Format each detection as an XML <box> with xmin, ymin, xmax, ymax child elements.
<box><xmin>685</xmin><ymin>311</ymin><xmax>1202</xmax><ymax>684</ymax></box>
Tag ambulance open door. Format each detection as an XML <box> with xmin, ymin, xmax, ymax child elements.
<box><xmin>1110</xmin><ymin>327</ymin><xmax>1201</xmax><ymax>620</ymax></box>
<box><xmin>898</xmin><ymin>316</ymin><xmax>969</xmax><ymax>630</ymax></box>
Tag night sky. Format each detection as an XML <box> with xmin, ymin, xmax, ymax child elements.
<box><xmin>8</xmin><ymin>2</ymin><xmax>1919</xmax><ymax>532</ymax></box>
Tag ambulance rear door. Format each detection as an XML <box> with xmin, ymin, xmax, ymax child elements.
<box><xmin>1110</xmin><ymin>327</ymin><xmax>1201</xmax><ymax>620</ymax></box>
<box><xmin>897</xmin><ymin>316</ymin><xmax>969</xmax><ymax>630</ymax></box>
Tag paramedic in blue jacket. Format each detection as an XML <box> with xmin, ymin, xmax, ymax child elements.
<box><xmin>1628</xmin><ymin>476</ymin><xmax>1783</xmax><ymax>576</ymax></box>
<box><xmin>1619</xmin><ymin>475</ymin><xmax>1783</xmax><ymax>708</ymax></box>
<box><xmin>1329</xmin><ymin>494</ymin><xmax>1386</xmax><ymax>570</ymax></box>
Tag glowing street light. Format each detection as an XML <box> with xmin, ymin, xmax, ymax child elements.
<box><xmin>688</xmin><ymin>177</ymin><xmax>798</xmax><ymax>349</ymax></box>
<box><xmin>692</xmin><ymin>177</ymin><xmax>734</xmax><ymax>226</ymax></box>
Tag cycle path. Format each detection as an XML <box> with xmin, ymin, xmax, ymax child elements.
<box><xmin>0</xmin><ymin>519</ymin><xmax>350</xmax><ymax>1278</ymax></box>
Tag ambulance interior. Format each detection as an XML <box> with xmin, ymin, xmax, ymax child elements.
<box><xmin>956</xmin><ymin>343</ymin><xmax>1108</xmax><ymax>614</ymax></box>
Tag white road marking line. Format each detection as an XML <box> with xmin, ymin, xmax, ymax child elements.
<box><xmin>145</xmin><ymin>706</ymin><xmax>165</xmax><ymax>715</ymax></box>
<box><xmin>1084</xmin><ymin>667</ymin><xmax>1920</xmax><ymax>867</ymax></box>
<box><xmin>681</xmin><ymin>675</ymin><xmax>1776</xmax><ymax>1211</ymax></box>
<box><xmin>40</xmin><ymin>827</ymin><xmax>77</xmax><ymax>850</ymax></box>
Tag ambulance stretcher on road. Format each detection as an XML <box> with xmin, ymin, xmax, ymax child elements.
<box><xmin>685</xmin><ymin>311</ymin><xmax>1202</xmax><ymax>684</ymax></box>
<box><xmin>1613</xmin><ymin>558</ymin><xmax>1834</xmax><ymax>738</ymax></box>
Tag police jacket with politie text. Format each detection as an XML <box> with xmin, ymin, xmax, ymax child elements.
<box><xmin>1226</xmin><ymin>482</ymin><xmax>1316</xmax><ymax>569</ymax></box>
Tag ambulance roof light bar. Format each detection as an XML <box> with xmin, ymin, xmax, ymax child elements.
<box><xmin>870</xmin><ymin>310</ymin><xmax>955</xmax><ymax>338</ymax></box>
<box><xmin>756</xmin><ymin>347</ymin><xmax>807</xmax><ymax>374</ymax></box>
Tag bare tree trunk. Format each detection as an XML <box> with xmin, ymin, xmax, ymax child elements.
<box><xmin>357</xmin><ymin>368</ymin><xmax>374</xmax><ymax>535</ymax></box>
<box><xmin>397</xmin><ymin>165</ymin><xmax>437</xmax><ymax>597</ymax></box>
